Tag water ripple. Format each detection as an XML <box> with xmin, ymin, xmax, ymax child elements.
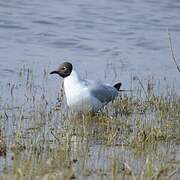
<box><xmin>0</xmin><ymin>0</ymin><xmax>179</xmax><ymax>88</ymax></box>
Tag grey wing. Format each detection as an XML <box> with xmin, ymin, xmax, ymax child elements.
<box><xmin>90</xmin><ymin>83</ymin><xmax>118</xmax><ymax>104</ymax></box>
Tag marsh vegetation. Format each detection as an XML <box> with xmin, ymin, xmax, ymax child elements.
<box><xmin>0</xmin><ymin>66</ymin><xmax>179</xmax><ymax>180</ymax></box>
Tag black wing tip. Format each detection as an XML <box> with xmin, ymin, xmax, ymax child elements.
<box><xmin>113</xmin><ymin>82</ymin><xmax>122</xmax><ymax>91</ymax></box>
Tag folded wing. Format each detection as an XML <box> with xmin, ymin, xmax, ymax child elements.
<box><xmin>89</xmin><ymin>82</ymin><xmax>118</xmax><ymax>104</ymax></box>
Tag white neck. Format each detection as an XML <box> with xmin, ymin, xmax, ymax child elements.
<box><xmin>63</xmin><ymin>70</ymin><xmax>83</xmax><ymax>106</ymax></box>
<box><xmin>64</xmin><ymin>70</ymin><xmax>81</xmax><ymax>83</ymax></box>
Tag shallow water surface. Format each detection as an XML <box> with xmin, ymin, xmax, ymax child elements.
<box><xmin>0</xmin><ymin>0</ymin><xmax>180</xmax><ymax>90</ymax></box>
<box><xmin>0</xmin><ymin>0</ymin><xmax>180</xmax><ymax>179</ymax></box>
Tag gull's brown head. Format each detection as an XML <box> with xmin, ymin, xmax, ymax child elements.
<box><xmin>50</xmin><ymin>62</ymin><xmax>73</xmax><ymax>78</ymax></box>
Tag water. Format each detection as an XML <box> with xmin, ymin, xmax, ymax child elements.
<box><xmin>0</xmin><ymin>0</ymin><xmax>180</xmax><ymax>92</ymax></box>
<box><xmin>0</xmin><ymin>1</ymin><xmax>180</xmax><ymax>178</ymax></box>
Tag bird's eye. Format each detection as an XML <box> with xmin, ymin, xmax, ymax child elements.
<box><xmin>62</xmin><ymin>67</ymin><xmax>67</xmax><ymax>71</ymax></box>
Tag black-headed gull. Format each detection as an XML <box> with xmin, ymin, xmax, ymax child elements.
<box><xmin>50</xmin><ymin>62</ymin><xmax>121</xmax><ymax>113</ymax></box>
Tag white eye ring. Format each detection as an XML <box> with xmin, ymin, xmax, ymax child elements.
<box><xmin>63</xmin><ymin>66</ymin><xmax>67</xmax><ymax>71</ymax></box>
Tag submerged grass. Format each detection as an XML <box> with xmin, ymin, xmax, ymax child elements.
<box><xmin>0</xmin><ymin>66</ymin><xmax>179</xmax><ymax>179</ymax></box>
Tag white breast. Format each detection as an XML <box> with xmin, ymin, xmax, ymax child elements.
<box><xmin>64</xmin><ymin>70</ymin><xmax>103</xmax><ymax>112</ymax></box>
